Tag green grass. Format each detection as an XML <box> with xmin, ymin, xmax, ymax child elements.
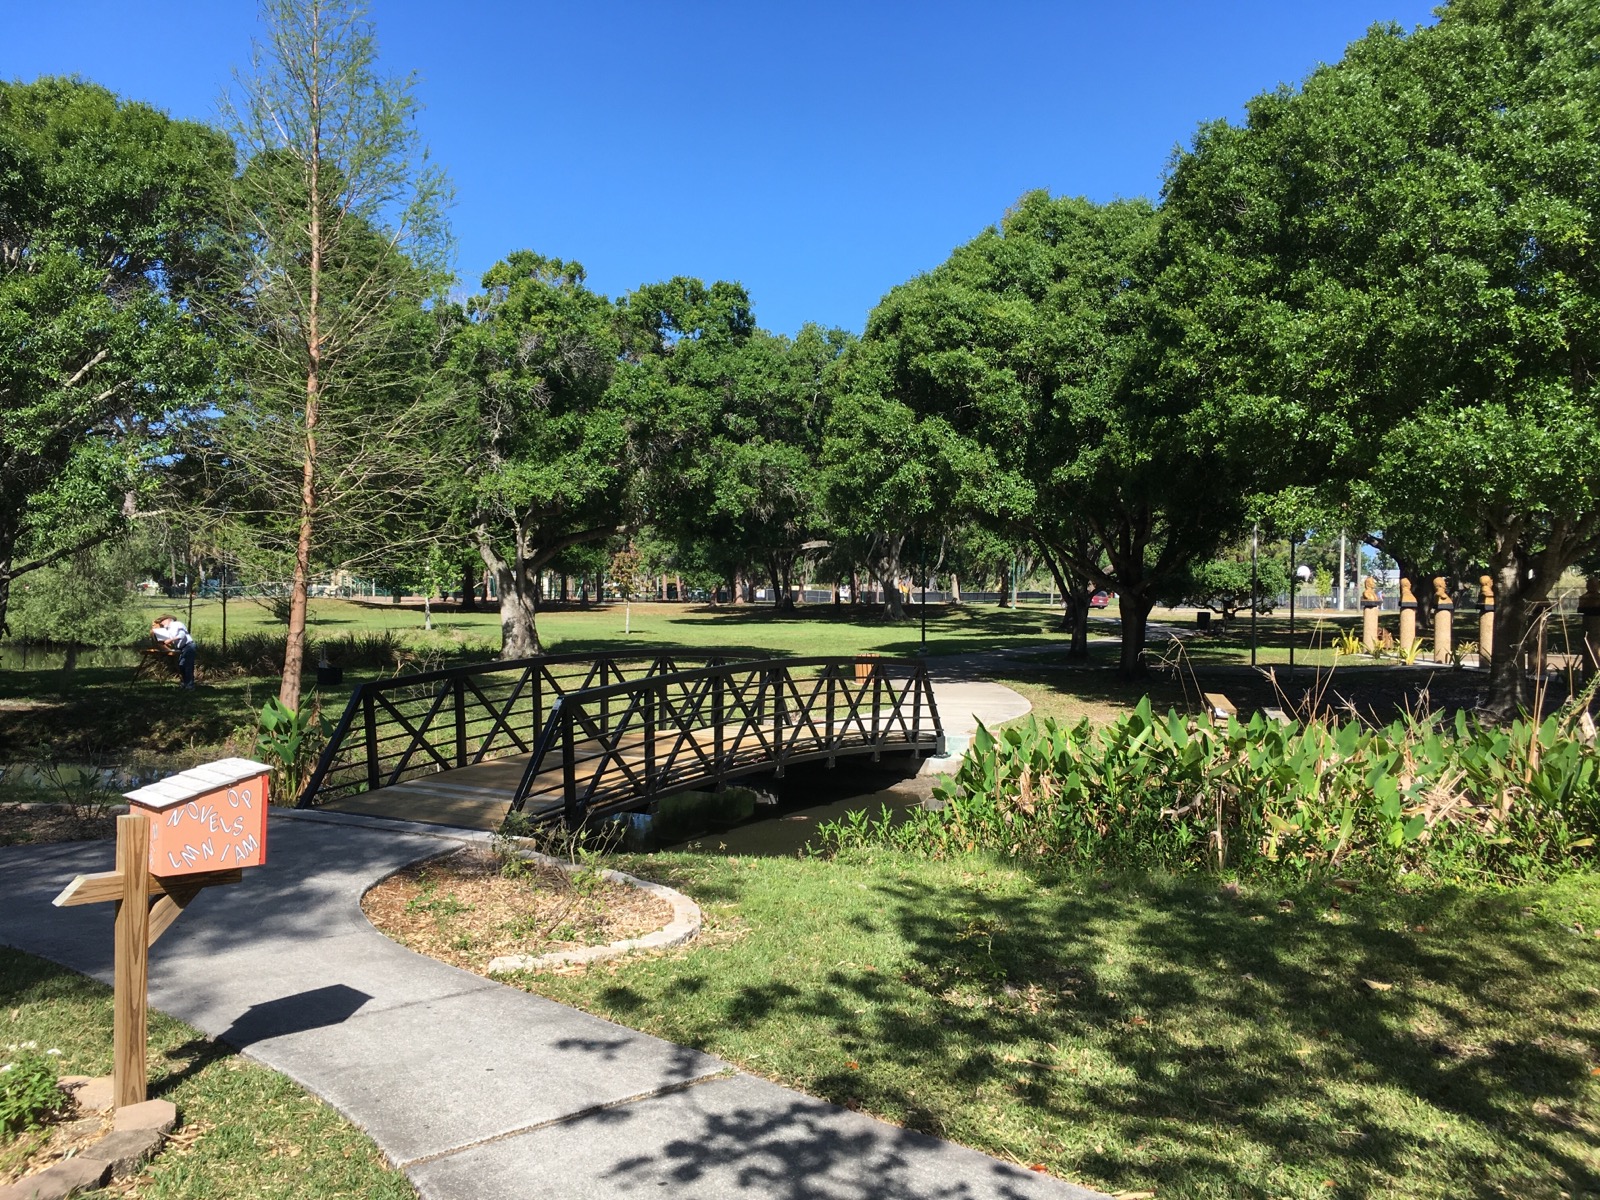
<box><xmin>0</xmin><ymin>948</ymin><xmax>414</xmax><ymax>1198</ymax></box>
<box><xmin>0</xmin><ymin>597</ymin><xmax>1541</xmax><ymax>775</ymax></box>
<box><xmin>518</xmin><ymin>852</ymin><xmax>1600</xmax><ymax>1200</ymax></box>
<box><xmin>0</xmin><ymin>599</ymin><xmax>1075</xmax><ymax>770</ymax></box>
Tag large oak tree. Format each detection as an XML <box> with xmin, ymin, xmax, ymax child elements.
<box><xmin>0</xmin><ymin>78</ymin><xmax>231</xmax><ymax>637</ymax></box>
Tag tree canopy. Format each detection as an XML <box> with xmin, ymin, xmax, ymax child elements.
<box><xmin>0</xmin><ymin>77</ymin><xmax>232</xmax><ymax>637</ymax></box>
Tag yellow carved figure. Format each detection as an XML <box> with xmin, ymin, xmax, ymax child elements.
<box><xmin>1480</xmin><ymin>575</ymin><xmax>1494</xmax><ymax>605</ymax></box>
<box><xmin>1432</xmin><ymin>576</ymin><xmax>1451</xmax><ymax>605</ymax></box>
<box><xmin>1399</xmin><ymin>578</ymin><xmax>1416</xmax><ymax>605</ymax></box>
<box><xmin>1362</xmin><ymin>576</ymin><xmax>1378</xmax><ymax>604</ymax></box>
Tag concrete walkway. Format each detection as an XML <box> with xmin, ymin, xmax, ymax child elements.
<box><xmin>2</xmin><ymin>815</ymin><xmax>1105</xmax><ymax>1199</ymax></box>
<box><xmin>919</xmin><ymin>670</ymin><xmax>1033</xmax><ymax>775</ymax></box>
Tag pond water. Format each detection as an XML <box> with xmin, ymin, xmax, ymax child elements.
<box><xmin>0</xmin><ymin>644</ymin><xmax>140</xmax><ymax>671</ymax></box>
<box><xmin>0</xmin><ymin>762</ymin><xmax>169</xmax><ymax>794</ymax></box>
<box><xmin>654</xmin><ymin>761</ymin><xmax>934</xmax><ymax>857</ymax></box>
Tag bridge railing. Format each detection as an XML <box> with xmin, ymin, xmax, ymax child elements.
<box><xmin>513</xmin><ymin>656</ymin><xmax>943</xmax><ymax>825</ymax></box>
<box><xmin>298</xmin><ymin>652</ymin><xmax>723</xmax><ymax>808</ymax></box>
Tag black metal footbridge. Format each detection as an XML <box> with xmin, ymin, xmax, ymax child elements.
<box><xmin>299</xmin><ymin>653</ymin><xmax>944</xmax><ymax>829</ymax></box>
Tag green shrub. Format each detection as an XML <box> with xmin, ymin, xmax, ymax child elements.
<box><xmin>0</xmin><ymin>1043</ymin><xmax>66</xmax><ymax>1134</ymax></box>
<box><xmin>820</xmin><ymin>696</ymin><xmax>1600</xmax><ymax>883</ymax></box>
<box><xmin>201</xmin><ymin>630</ymin><xmax>412</xmax><ymax>678</ymax></box>
<box><xmin>7</xmin><ymin>545</ymin><xmax>144</xmax><ymax>648</ymax></box>
<box><xmin>255</xmin><ymin>697</ymin><xmax>331</xmax><ymax>806</ymax></box>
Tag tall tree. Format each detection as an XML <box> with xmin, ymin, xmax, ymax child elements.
<box><xmin>221</xmin><ymin>0</ymin><xmax>451</xmax><ymax>709</ymax></box>
<box><xmin>0</xmin><ymin>78</ymin><xmax>231</xmax><ymax>637</ymax></box>
<box><xmin>453</xmin><ymin>252</ymin><xmax>633</xmax><ymax>657</ymax></box>
<box><xmin>1162</xmin><ymin>0</ymin><xmax>1600</xmax><ymax>715</ymax></box>
<box><xmin>654</xmin><ymin>323</ymin><xmax>848</xmax><ymax>609</ymax></box>
<box><xmin>861</xmin><ymin>192</ymin><xmax>1256</xmax><ymax>671</ymax></box>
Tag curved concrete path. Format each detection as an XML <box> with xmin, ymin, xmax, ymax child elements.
<box><xmin>1</xmin><ymin>814</ymin><xmax>1104</xmax><ymax>1200</ymax></box>
<box><xmin>920</xmin><ymin>671</ymin><xmax>1033</xmax><ymax>775</ymax></box>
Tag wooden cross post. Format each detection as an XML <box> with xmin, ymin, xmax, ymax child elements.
<box><xmin>53</xmin><ymin>814</ymin><xmax>241</xmax><ymax>1108</ymax></box>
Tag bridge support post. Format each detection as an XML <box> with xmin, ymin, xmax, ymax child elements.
<box><xmin>871</xmin><ymin>664</ymin><xmax>882</xmax><ymax>762</ymax></box>
<box><xmin>562</xmin><ymin>705</ymin><xmax>581</xmax><ymax>829</ymax></box>
<box><xmin>644</xmin><ymin>684</ymin><xmax>657</xmax><ymax>788</ymax></box>
<box><xmin>453</xmin><ymin>677</ymin><xmax>468</xmax><ymax>768</ymax></box>
<box><xmin>363</xmin><ymin>692</ymin><xmax>380</xmax><ymax>793</ymax></box>
<box><xmin>825</xmin><ymin>667</ymin><xmax>837</xmax><ymax>767</ymax></box>
<box><xmin>713</xmin><ymin>674</ymin><xmax>726</xmax><ymax>784</ymax></box>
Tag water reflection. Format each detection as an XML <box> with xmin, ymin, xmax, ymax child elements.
<box><xmin>655</xmin><ymin>761</ymin><xmax>934</xmax><ymax>857</ymax></box>
<box><xmin>0</xmin><ymin>644</ymin><xmax>140</xmax><ymax>671</ymax></box>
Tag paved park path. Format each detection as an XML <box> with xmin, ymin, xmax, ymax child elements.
<box><xmin>1</xmin><ymin>814</ymin><xmax>1106</xmax><ymax>1199</ymax></box>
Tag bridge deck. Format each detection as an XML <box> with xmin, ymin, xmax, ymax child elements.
<box><xmin>319</xmin><ymin>719</ymin><xmax>914</xmax><ymax>831</ymax></box>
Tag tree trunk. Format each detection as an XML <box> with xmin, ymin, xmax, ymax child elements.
<box><xmin>478</xmin><ymin>530</ymin><xmax>541</xmax><ymax>659</ymax></box>
<box><xmin>461</xmin><ymin>562</ymin><xmax>477</xmax><ymax>612</ymax></box>
<box><xmin>1482</xmin><ymin>552</ymin><xmax>1559</xmax><ymax>720</ymax></box>
<box><xmin>0</xmin><ymin>530</ymin><xmax>14</xmax><ymax>639</ymax></box>
<box><xmin>496</xmin><ymin>572</ymin><xmax>540</xmax><ymax>659</ymax></box>
<box><xmin>870</xmin><ymin>536</ymin><xmax>907</xmax><ymax>621</ymax></box>
<box><xmin>1117</xmin><ymin>592</ymin><xmax>1154</xmax><ymax>678</ymax></box>
<box><xmin>279</xmin><ymin>79</ymin><xmax>325</xmax><ymax>714</ymax></box>
<box><xmin>850</xmin><ymin>568</ymin><xmax>860</xmax><ymax>606</ymax></box>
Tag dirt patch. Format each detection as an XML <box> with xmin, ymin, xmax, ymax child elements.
<box><xmin>362</xmin><ymin>847</ymin><xmax>674</xmax><ymax>974</ymax></box>
<box><xmin>0</xmin><ymin>804</ymin><xmax>117</xmax><ymax>847</ymax></box>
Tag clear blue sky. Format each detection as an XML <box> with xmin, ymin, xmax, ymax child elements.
<box><xmin>5</xmin><ymin>1</ymin><xmax>1440</xmax><ymax>336</ymax></box>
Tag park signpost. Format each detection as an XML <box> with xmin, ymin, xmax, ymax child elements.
<box><xmin>52</xmin><ymin>758</ymin><xmax>272</xmax><ymax>1108</ymax></box>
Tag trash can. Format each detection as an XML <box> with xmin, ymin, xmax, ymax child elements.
<box><xmin>316</xmin><ymin>664</ymin><xmax>344</xmax><ymax>687</ymax></box>
<box><xmin>1195</xmin><ymin>611</ymin><xmax>1211</xmax><ymax>629</ymax></box>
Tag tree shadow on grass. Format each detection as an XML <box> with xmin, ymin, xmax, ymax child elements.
<box><xmin>601</xmin><ymin>868</ymin><xmax>1600</xmax><ymax>1198</ymax></box>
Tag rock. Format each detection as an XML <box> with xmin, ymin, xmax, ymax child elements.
<box><xmin>79</xmin><ymin>1127</ymin><xmax>164</xmax><ymax>1179</ymax></box>
<box><xmin>58</xmin><ymin>1075</ymin><xmax>113</xmax><ymax>1113</ymax></box>
<box><xmin>0</xmin><ymin>1155</ymin><xmax>111</xmax><ymax>1200</ymax></box>
<box><xmin>113</xmin><ymin>1099</ymin><xmax>177</xmax><ymax>1136</ymax></box>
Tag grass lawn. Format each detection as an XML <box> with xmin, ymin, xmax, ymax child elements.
<box><xmin>0</xmin><ymin>947</ymin><xmax>414</xmax><ymax>1199</ymax></box>
<box><xmin>0</xmin><ymin>597</ymin><xmax>1535</xmax><ymax>784</ymax></box>
<box><xmin>517</xmin><ymin>852</ymin><xmax>1600</xmax><ymax>1200</ymax></box>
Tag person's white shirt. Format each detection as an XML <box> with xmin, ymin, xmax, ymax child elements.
<box><xmin>152</xmin><ymin>618</ymin><xmax>192</xmax><ymax>648</ymax></box>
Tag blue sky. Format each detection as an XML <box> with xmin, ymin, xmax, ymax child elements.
<box><xmin>5</xmin><ymin>1</ymin><xmax>1440</xmax><ymax>336</ymax></box>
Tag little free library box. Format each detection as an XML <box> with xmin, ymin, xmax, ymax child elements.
<box><xmin>124</xmin><ymin>757</ymin><xmax>270</xmax><ymax>876</ymax></box>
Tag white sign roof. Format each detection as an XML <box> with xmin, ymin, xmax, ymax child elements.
<box><xmin>124</xmin><ymin>757</ymin><xmax>274</xmax><ymax>811</ymax></box>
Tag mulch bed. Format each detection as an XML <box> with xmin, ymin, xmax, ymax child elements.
<box><xmin>362</xmin><ymin>847</ymin><xmax>673</xmax><ymax>974</ymax></box>
<box><xmin>0</xmin><ymin>804</ymin><xmax>117</xmax><ymax>847</ymax></box>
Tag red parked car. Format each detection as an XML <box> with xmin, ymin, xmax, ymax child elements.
<box><xmin>1089</xmin><ymin>591</ymin><xmax>1111</xmax><ymax>608</ymax></box>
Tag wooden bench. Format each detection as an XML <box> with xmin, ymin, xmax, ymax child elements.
<box><xmin>1203</xmin><ymin>692</ymin><xmax>1237</xmax><ymax>721</ymax></box>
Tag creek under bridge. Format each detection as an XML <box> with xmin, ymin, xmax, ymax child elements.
<box><xmin>298</xmin><ymin>653</ymin><xmax>946</xmax><ymax>831</ymax></box>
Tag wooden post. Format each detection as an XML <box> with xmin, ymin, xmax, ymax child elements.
<box><xmin>1362</xmin><ymin>606</ymin><xmax>1380</xmax><ymax>656</ymax></box>
<box><xmin>113</xmin><ymin>814</ymin><xmax>151</xmax><ymax>1109</ymax></box>
<box><xmin>1433</xmin><ymin>578</ymin><xmax>1454</xmax><ymax>664</ymax></box>
<box><xmin>1478</xmin><ymin>576</ymin><xmax>1496</xmax><ymax>666</ymax></box>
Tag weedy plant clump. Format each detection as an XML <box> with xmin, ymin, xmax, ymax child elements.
<box><xmin>821</xmin><ymin>686</ymin><xmax>1600</xmax><ymax>884</ymax></box>
<box><xmin>0</xmin><ymin>1044</ymin><xmax>66</xmax><ymax>1135</ymax></box>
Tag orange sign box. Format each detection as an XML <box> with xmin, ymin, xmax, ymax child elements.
<box><xmin>124</xmin><ymin>758</ymin><xmax>271</xmax><ymax>877</ymax></box>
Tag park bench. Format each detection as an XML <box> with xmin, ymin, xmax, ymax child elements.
<box><xmin>1203</xmin><ymin>692</ymin><xmax>1237</xmax><ymax>721</ymax></box>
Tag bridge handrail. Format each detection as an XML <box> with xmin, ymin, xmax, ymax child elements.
<box><xmin>510</xmin><ymin>655</ymin><xmax>942</xmax><ymax>823</ymax></box>
<box><xmin>298</xmin><ymin>651</ymin><xmax>726</xmax><ymax>807</ymax></box>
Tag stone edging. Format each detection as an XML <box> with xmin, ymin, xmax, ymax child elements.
<box><xmin>486</xmin><ymin>852</ymin><xmax>701</xmax><ymax>975</ymax></box>
<box><xmin>273</xmin><ymin>807</ymin><xmax>702</xmax><ymax>974</ymax></box>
